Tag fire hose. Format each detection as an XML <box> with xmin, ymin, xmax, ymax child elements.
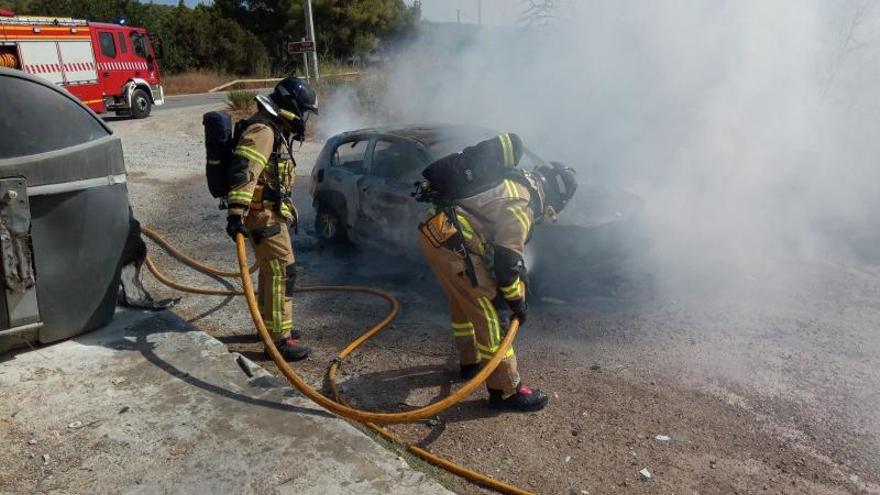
<box><xmin>140</xmin><ymin>226</ymin><xmax>536</xmax><ymax>495</ymax></box>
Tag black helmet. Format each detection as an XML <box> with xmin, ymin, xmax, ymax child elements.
<box><xmin>534</xmin><ymin>162</ymin><xmax>577</xmax><ymax>216</ymax></box>
<box><xmin>270</xmin><ymin>76</ymin><xmax>318</xmax><ymax>119</ymax></box>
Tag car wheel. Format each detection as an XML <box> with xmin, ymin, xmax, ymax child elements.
<box><xmin>315</xmin><ymin>205</ymin><xmax>347</xmax><ymax>243</ymax></box>
<box><xmin>129</xmin><ymin>89</ymin><xmax>152</xmax><ymax>119</ymax></box>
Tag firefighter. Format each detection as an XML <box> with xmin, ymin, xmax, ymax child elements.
<box><xmin>417</xmin><ymin>134</ymin><xmax>577</xmax><ymax>411</ymax></box>
<box><xmin>225</xmin><ymin>76</ymin><xmax>318</xmax><ymax>361</ymax></box>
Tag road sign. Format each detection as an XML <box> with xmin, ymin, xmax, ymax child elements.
<box><xmin>287</xmin><ymin>40</ymin><xmax>315</xmax><ymax>55</ymax></box>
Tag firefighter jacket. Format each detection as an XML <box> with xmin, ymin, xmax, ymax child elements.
<box><xmin>227</xmin><ymin>115</ymin><xmax>296</xmax><ymax>220</ymax></box>
<box><xmin>451</xmin><ymin>177</ymin><xmax>543</xmax><ymax>303</ymax></box>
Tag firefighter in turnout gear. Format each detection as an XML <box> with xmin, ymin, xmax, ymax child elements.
<box><xmin>225</xmin><ymin>76</ymin><xmax>318</xmax><ymax>361</ymax></box>
<box><xmin>417</xmin><ymin>133</ymin><xmax>578</xmax><ymax>412</ymax></box>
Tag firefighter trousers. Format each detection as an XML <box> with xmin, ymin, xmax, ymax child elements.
<box><xmin>417</xmin><ymin>232</ymin><xmax>521</xmax><ymax>397</ymax></box>
<box><xmin>245</xmin><ymin>208</ymin><xmax>295</xmax><ymax>340</ymax></box>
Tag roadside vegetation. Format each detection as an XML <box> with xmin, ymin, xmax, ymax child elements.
<box><xmin>226</xmin><ymin>90</ymin><xmax>257</xmax><ymax>120</ymax></box>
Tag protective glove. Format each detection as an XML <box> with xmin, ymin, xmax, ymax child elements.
<box><xmin>226</xmin><ymin>214</ymin><xmax>248</xmax><ymax>240</ymax></box>
<box><xmin>506</xmin><ymin>297</ymin><xmax>528</xmax><ymax>325</ymax></box>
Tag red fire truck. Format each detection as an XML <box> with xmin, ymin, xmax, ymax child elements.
<box><xmin>0</xmin><ymin>10</ymin><xmax>164</xmax><ymax>118</ymax></box>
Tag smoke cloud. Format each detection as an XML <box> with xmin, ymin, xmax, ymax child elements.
<box><xmin>321</xmin><ymin>0</ymin><xmax>880</xmax><ymax>294</ymax></box>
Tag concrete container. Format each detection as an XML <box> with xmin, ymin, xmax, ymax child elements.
<box><xmin>0</xmin><ymin>67</ymin><xmax>130</xmax><ymax>345</ymax></box>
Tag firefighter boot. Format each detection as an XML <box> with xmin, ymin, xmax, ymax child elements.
<box><xmin>488</xmin><ymin>383</ymin><xmax>549</xmax><ymax>412</ymax></box>
<box><xmin>266</xmin><ymin>337</ymin><xmax>311</xmax><ymax>362</ymax></box>
<box><xmin>460</xmin><ymin>363</ymin><xmax>482</xmax><ymax>380</ymax></box>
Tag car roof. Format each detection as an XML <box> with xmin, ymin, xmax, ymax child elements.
<box><xmin>331</xmin><ymin>124</ymin><xmax>499</xmax><ymax>158</ymax></box>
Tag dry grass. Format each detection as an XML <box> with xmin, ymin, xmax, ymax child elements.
<box><xmin>162</xmin><ymin>71</ymin><xmax>233</xmax><ymax>95</ymax></box>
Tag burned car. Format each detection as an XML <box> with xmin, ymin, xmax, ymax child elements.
<box><xmin>309</xmin><ymin>124</ymin><xmax>644</xmax><ymax>297</ymax></box>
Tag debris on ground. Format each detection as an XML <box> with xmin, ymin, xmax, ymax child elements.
<box><xmin>639</xmin><ymin>468</ymin><xmax>652</xmax><ymax>481</ymax></box>
<box><xmin>654</xmin><ymin>434</ymin><xmax>671</xmax><ymax>441</ymax></box>
<box><xmin>67</xmin><ymin>421</ymin><xmax>83</xmax><ymax>429</ymax></box>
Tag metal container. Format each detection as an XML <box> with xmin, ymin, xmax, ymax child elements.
<box><xmin>0</xmin><ymin>68</ymin><xmax>130</xmax><ymax>345</ymax></box>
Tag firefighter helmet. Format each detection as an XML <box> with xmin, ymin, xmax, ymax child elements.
<box><xmin>533</xmin><ymin>162</ymin><xmax>577</xmax><ymax>216</ymax></box>
<box><xmin>270</xmin><ymin>76</ymin><xmax>318</xmax><ymax>119</ymax></box>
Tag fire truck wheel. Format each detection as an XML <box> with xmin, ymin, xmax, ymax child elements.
<box><xmin>130</xmin><ymin>89</ymin><xmax>152</xmax><ymax>119</ymax></box>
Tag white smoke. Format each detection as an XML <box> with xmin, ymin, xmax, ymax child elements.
<box><xmin>411</xmin><ymin>1</ymin><xmax>880</xmax><ymax>286</ymax></box>
<box><xmin>320</xmin><ymin>0</ymin><xmax>880</xmax><ymax>291</ymax></box>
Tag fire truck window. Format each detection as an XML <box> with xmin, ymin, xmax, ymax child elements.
<box><xmin>0</xmin><ymin>75</ymin><xmax>109</xmax><ymax>159</ymax></box>
<box><xmin>99</xmin><ymin>32</ymin><xmax>116</xmax><ymax>58</ymax></box>
<box><xmin>130</xmin><ymin>32</ymin><xmax>147</xmax><ymax>58</ymax></box>
<box><xmin>117</xmin><ymin>32</ymin><xmax>128</xmax><ymax>53</ymax></box>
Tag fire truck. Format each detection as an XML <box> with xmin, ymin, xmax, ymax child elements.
<box><xmin>0</xmin><ymin>9</ymin><xmax>164</xmax><ymax>118</ymax></box>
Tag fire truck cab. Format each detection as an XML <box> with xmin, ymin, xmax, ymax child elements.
<box><xmin>0</xmin><ymin>10</ymin><xmax>164</xmax><ymax>119</ymax></box>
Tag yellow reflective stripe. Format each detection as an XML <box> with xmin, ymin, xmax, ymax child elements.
<box><xmin>476</xmin><ymin>342</ymin><xmax>497</xmax><ymax>353</ymax></box>
<box><xmin>504</xmin><ymin>179</ymin><xmax>520</xmax><ymax>199</ymax></box>
<box><xmin>207</xmin><ymin>159</ymin><xmax>222</xmax><ymax>165</ymax></box>
<box><xmin>270</xmin><ymin>259</ymin><xmax>283</xmax><ymax>333</ymax></box>
<box><xmin>456</xmin><ymin>214</ymin><xmax>475</xmax><ymax>240</ymax></box>
<box><xmin>498</xmin><ymin>133</ymin><xmax>514</xmax><ymax>167</ymax></box>
<box><xmin>453</xmin><ymin>321</ymin><xmax>475</xmax><ymax>337</ymax></box>
<box><xmin>234</xmin><ymin>145</ymin><xmax>268</xmax><ymax>167</ymax></box>
<box><xmin>507</xmin><ymin>206</ymin><xmax>531</xmax><ymax>234</ymax></box>
<box><xmin>478</xmin><ymin>296</ymin><xmax>501</xmax><ymax>348</ymax></box>
<box><xmin>479</xmin><ymin>349</ymin><xmax>514</xmax><ymax>361</ymax></box>
<box><xmin>228</xmin><ymin>190</ymin><xmax>253</xmax><ymax>203</ymax></box>
<box><xmin>500</xmin><ymin>277</ymin><xmax>523</xmax><ymax>300</ymax></box>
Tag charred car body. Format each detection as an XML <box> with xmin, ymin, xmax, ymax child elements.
<box><xmin>310</xmin><ymin>124</ymin><xmax>644</xmax><ymax>298</ymax></box>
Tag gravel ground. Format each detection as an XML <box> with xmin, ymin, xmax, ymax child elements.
<box><xmin>111</xmin><ymin>105</ymin><xmax>880</xmax><ymax>495</ymax></box>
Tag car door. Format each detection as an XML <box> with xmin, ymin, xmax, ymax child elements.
<box><xmin>356</xmin><ymin>137</ymin><xmax>430</xmax><ymax>251</ymax></box>
<box><xmin>324</xmin><ymin>136</ymin><xmax>370</xmax><ymax>234</ymax></box>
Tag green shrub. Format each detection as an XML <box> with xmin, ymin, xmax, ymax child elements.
<box><xmin>227</xmin><ymin>90</ymin><xmax>256</xmax><ymax>113</ymax></box>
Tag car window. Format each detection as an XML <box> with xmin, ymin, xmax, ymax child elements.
<box><xmin>99</xmin><ymin>32</ymin><xmax>116</xmax><ymax>58</ymax></box>
<box><xmin>333</xmin><ymin>139</ymin><xmax>368</xmax><ymax>174</ymax></box>
<box><xmin>117</xmin><ymin>32</ymin><xmax>128</xmax><ymax>53</ymax></box>
<box><xmin>371</xmin><ymin>139</ymin><xmax>426</xmax><ymax>181</ymax></box>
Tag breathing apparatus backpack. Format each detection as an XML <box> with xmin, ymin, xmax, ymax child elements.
<box><xmin>202</xmin><ymin>110</ymin><xmax>282</xmax><ymax>204</ymax></box>
<box><xmin>415</xmin><ymin>133</ymin><xmax>531</xmax><ymax>288</ymax></box>
<box><xmin>415</xmin><ymin>133</ymin><xmax>527</xmax><ymax>205</ymax></box>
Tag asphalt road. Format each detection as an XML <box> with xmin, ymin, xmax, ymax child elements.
<box><xmin>157</xmin><ymin>88</ymin><xmax>272</xmax><ymax>112</ymax></box>
<box><xmin>158</xmin><ymin>91</ymin><xmax>229</xmax><ymax>111</ymax></box>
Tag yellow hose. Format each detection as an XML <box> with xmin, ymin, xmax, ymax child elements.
<box><xmin>140</xmin><ymin>226</ymin><xmax>536</xmax><ymax>495</ymax></box>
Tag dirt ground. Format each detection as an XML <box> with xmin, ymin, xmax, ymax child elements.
<box><xmin>114</xmin><ymin>106</ymin><xmax>879</xmax><ymax>495</ymax></box>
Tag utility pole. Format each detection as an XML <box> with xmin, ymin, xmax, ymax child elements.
<box><xmin>456</xmin><ymin>8</ymin><xmax>461</xmax><ymax>24</ymax></box>
<box><xmin>304</xmin><ymin>0</ymin><xmax>319</xmax><ymax>80</ymax></box>
<box><xmin>477</xmin><ymin>0</ymin><xmax>482</xmax><ymax>27</ymax></box>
